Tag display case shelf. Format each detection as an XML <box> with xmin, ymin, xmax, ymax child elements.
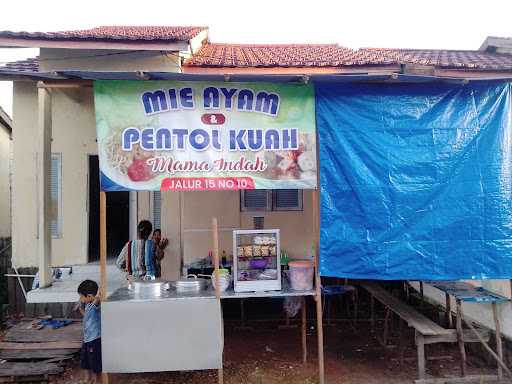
<box><xmin>233</xmin><ymin>229</ymin><xmax>281</xmax><ymax>292</ymax></box>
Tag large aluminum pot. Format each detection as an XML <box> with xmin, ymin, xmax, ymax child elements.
<box><xmin>171</xmin><ymin>274</ymin><xmax>208</xmax><ymax>293</ymax></box>
<box><xmin>128</xmin><ymin>281</ymin><xmax>170</xmax><ymax>296</ymax></box>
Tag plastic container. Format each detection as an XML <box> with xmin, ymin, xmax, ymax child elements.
<box><xmin>288</xmin><ymin>260</ymin><xmax>314</xmax><ymax>291</ymax></box>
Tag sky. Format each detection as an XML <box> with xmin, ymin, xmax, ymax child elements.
<box><xmin>0</xmin><ymin>0</ymin><xmax>511</xmax><ymax>116</ymax></box>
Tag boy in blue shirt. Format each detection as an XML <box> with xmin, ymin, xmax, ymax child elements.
<box><xmin>77</xmin><ymin>280</ymin><xmax>102</xmax><ymax>383</ymax></box>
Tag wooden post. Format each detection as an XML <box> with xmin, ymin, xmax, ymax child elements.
<box><xmin>99</xmin><ymin>191</ymin><xmax>108</xmax><ymax>384</ymax></box>
<box><xmin>302</xmin><ymin>297</ymin><xmax>307</xmax><ymax>364</ymax></box>
<box><xmin>37</xmin><ymin>87</ymin><xmax>52</xmax><ymax>288</ymax></box>
<box><xmin>463</xmin><ymin>314</ymin><xmax>512</xmax><ymax>378</ymax></box>
<box><xmin>212</xmin><ymin>218</ymin><xmax>223</xmax><ymax>384</ymax></box>
<box><xmin>492</xmin><ymin>302</ymin><xmax>503</xmax><ymax>381</ymax></box>
<box><xmin>419</xmin><ymin>281</ymin><xmax>424</xmax><ymax>311</ymax></box>
<box><xmin>398</xmin><ymin>319</ymin><xmax>406</xmax><ymax>365</ymax></box>
<box><xmin>445</xmin><ymin>293</ymin><xmax>453</xmax><ymax>328</ymax></box>
<box><xmin>455</xmin><ymin>299</ymin><xmax>466</xmax><ymax>377</ymax></box>
<box><xmin>383</xmin><ymin>307</ymin><xmax>391</xmax><ymax>345</ymax></box>
<box><xmin>99</xmin><ymin>192</ymin><xmax>107</xmax><ymax>298</ymax></box>
<box><xmin>416</xmin><ymin>332</ymin><xmax>426</xmax><ymax>380</ymax></box>
<box><xmin>370</xmin><ymin>295</ymin><xmax>375</xmax><ymax>333</ymax></box>
<box><xmin>312</xmin><ymin>190</ymin><xmax>325</xmax><ymax>384</ymax></box>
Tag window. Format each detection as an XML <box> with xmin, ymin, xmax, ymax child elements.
<box><xmin>241</xmin><ymin>190</ymin><xmax>303</xmax><ymax>212</ymax></box>
<box><xmin>152</xmin><ymin>191</ymin><xmax>162</xmax><ymax>230</ymax></box>
<box><xmin>273</xmin><ymin>189</ymin><xmax>303</xmax><ymax>211</ymax></box>
<box><xmin>50</xmin><ymin>153</ymin><xmax>62</xmax><ymax>238</ymax></box>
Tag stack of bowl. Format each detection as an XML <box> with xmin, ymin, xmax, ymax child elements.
<box><xmin>211</xmin><ymin>269</ymin><xmax>231</xmax><ymax>292</ymax></box>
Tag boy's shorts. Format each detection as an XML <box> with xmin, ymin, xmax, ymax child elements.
<box><xmin>80</xmin><ymin>338</ymin><xmax>102</xmax><ymax>374</ymax></box>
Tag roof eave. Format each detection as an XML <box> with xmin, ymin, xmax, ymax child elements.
<box><xmin>0</xmin><ymin>36</ymin><xmax>189</xmax><ymax>51</ymax></box>
<box><xmin>0</xmin><ymin>107</ymin><xmax>12</xmax><ymax>134</ymax></box>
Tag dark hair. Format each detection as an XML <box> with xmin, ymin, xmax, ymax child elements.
<box><xmin>153</xmin><ymin>228</ymin><xmax>161</xmax><ymax>235</ymax></box>
<box><xmin>137</xmin><ymin>220</ymin><xmax>152</xmax><ymax>239</ymax></box>
<box><xmin>77</xmin><ymin>280</ymin><xmax>98</xmax><ymax>297</ymax></box>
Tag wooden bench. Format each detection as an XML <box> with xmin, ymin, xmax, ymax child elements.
<box><xmin>360</xmin><ymin>282</ymin><xmax>489</xmax><ymax>381</ymax></box>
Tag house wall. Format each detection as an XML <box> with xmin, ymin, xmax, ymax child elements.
<box><xmin>0</xmin><ymin>123</ymin><xmax>11</xmax><ymax>238</ymax></box>
<box><xmin>12</xmin><ymin>82</ymin><xmax>97</xmax><ymax>267</ymax></box>
<box><xmin>12</xmin><ymin>50</ymin><xmax>182</xmax><ymax>268</ymax></box>
<box><xmin>159</xmin><ymin>190</ymin><xmax>314</xmax><ymax>280</ymax></box>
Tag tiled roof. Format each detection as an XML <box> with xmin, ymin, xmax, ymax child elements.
<box><xmin>184</xmin><ymin>43</ymin><xmax>392</xmax><ymax>67</ymax></box>
<box><xmin>360</xmin><ymin>48</ymin><xmax>512</xmax><ymax>70</ymax></box>
<box><xmin>1</xmin><ymin>57</ymin><xmax>39</xmax><ymax>73</ymax></box>
<box><xmin>0</xmin><ymin>26</ymin><xmax>207</xmax><ymax>42</ymax></box>
<box><xmin>185</xmin><ymin>43</ymin><xmax>512</xmax><ymax>70</ymax></box>
<box><xmin>3</xmin><ymin>45</ymin><xmax>512</xmax><ymax>74</ymax></box>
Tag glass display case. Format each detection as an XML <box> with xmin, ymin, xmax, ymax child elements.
<box><xmin>233</xmin><ymin>229</ymin><xmax>281</xmax><ymax>292</ymax></box>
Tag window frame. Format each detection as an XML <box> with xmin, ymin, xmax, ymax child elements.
<box><xmin>240</xmin><ymin>189</ymin><xmax>303</xmax><ymax>212</ymax></box>
<box><xmin>50</xmin><ymin>152</ymin><xmax>63</xmax><ymax>239</ymax></box>
<box><xmin>272</xmin><ymin>189</ymin><xmax>303</xmax><ymax>211</ymax></box>
<box><xmin>240</xmin><ymin>190</ymin><xmax>272</xmax><ymax>212</ymax></box>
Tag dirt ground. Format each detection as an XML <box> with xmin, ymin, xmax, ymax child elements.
<box><xmin>52</xmin><ymin>318</ymin><xmax>495</xmax><ymax>384</ymax></box>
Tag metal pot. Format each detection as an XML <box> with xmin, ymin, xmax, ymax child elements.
<box><xmin>171</xmin><ymin>274</ymin><xmax>208</xmax><ymax>293</ymax></box>
<box><xmin>127</xmin><ymin>281</ymin><xmax>170</xmax><ymax>296</ymax></box>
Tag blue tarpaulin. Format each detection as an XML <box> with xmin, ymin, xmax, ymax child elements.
<box><xmin>317</xmin><ymin>82</ymin><xmax>512</xmax><ymax>280</ymax></box>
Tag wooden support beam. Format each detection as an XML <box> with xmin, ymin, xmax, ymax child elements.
<box><xmin>302</xmin><ymin>297</ymin><xmax>307</xmax><ymax>364</ymax></box>
<box><xmin>99</xmin><ymin>192</ymin><xmax>107</xmax><ymax>298</ymax></box>
<box><xmin>416</xmin><ymin>332</ymin><xmax>426</xmax><ymax>380</ymax></box>
<box><xmin>99</xmin><ymin>191</ymin><xmax>109</xmax><ymax>384</ymax></box>
<box><xmin>37</xmin><ymin>80</ymin><xmax>93</xmax><ymax>89</ymax></box>
<box><xmin>420</xmin><ymin>281</ymin><xmax>424</xmax><ymax>311</ymax></box>
<box><xmin>312</xmin><ymin>190</ymin><xmax>325</xmax><ymax>384</ymax></box>
<box><xmin>211</xmin><ymin>218</ymin><xmax>223</xmax><ymax>384</ymax></box>
<box><xmin>455</xmin><ymin>300</ymin><xmax>466</xmax><ymax>377</ymax></box>
<box><xmin>445</xmin><ymin>293</ymin><xmax>453</xmax><ymax>328</ymax></box>
<box><xmin>464</xmin><ymin>309</ymin><xmax>511</xmax><ymax>379</ymax></box>
<box><xmin>37</xmin><ymin>87</ymin><xmax>52</xmax><ymax>288</ymax></box>
<box><xmin>492</xmin><ymin>302</ymin><xmax>504</xmax><ymax>381</ymax></box>
<box><xmin>415</xmin><ymin>374</ymin><xmax>502</xmax><ymax>384</ymax></box>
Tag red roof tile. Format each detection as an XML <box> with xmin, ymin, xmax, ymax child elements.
<box><xmin>186</xmin><ymin>43</ymin><xmax>512</xmax><ymax>70</ymax></box>
<box><xmin>1</xmin><ymin>57</ymin><xmax>39</xmax><ymax>72</ymax></box>
<box><xmin>0</xmin><ymin>26</ymin><xmax>207</xmax><ymax>42</ymax></box>
<box><xmin>360</xmin><ymin>48</ymin><xmax>512</xmax><ymax>70</ymax></box>
<box><xmin>184</xmin><ymin>43</ymin><xmax>391</xmax><ymax>67</ymax></box>
<box><xmin>3</xmin><ymin>45</ymin><xmax>512</xmax><ymax>74</ymax></box>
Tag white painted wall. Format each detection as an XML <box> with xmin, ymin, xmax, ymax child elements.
<box><xmin>12</xmin><ymin>83</ymin><xmax>97</xmax><ymax>267</ymax></box>
<box><xmin>12</xmin><ymin>49</ymin><xmax>182</xmax><ymax>268</ymax></box>
<box><xmin>0</xmin><ymin>122</ymin><xmax>11</xmax><ymax>238</ymax></box>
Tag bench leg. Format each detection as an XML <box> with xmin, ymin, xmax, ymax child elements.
<box><xmin>383</xmin><ymin>307</ymin><xmax>391</xmax><ymax>345</ymax></box>
<box><xmin>456</xmin><ymin>299</ymin><xmax>466</xmax><ymax>377</ymax></box>
<box><xmin>416</xmin><ymin>332</ymin><xmax>426</xmax><ymax>380</ymax></box>
<box><xmin>445</xmin><ymin>293</ymin><xmax>453</xmax><ymax>328</ymax></box>
<box><xmin>419</xmin><ymin>281</ymin><xmax>424</xmax><ymax>312</ymax></box>
<box><xmin>492</xmin><ymin>302</ymin><xmax>503</xmax><ymax>381</ymax></box>
<box><xmin>353</xmin><ymin>289</ymin><xmax>358</xmax><ymax>327</ymax></box>
<box><xmin>398</xmin><ymin>319</ymin><xmax>406</xmax><ymax>365</ymax></box>
<box><xmin>370</xmin><ymin>295</ymin><xmax>375</xmax><ymax>333</ymax></box>
<box><xmin>302</xmin><ymin>297</ymin><xmax>307</xmax><ymax>364</ymax></box>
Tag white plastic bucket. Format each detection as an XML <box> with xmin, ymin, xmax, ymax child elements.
<box><xmin>288</xmin><ymin>260</ymin><xmax>314</xmax><ymax>291</ymax></box>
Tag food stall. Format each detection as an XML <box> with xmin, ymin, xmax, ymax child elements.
<box><xmin>94</xmin><ymin>80</ymin><xmax>324</xmax><ymax>382</ymax></box>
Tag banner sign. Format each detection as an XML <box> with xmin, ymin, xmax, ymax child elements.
<box><xmin>94</xmin><ymin>81</ymin><xmax>317</xmax><ymax>191</ymax></box>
